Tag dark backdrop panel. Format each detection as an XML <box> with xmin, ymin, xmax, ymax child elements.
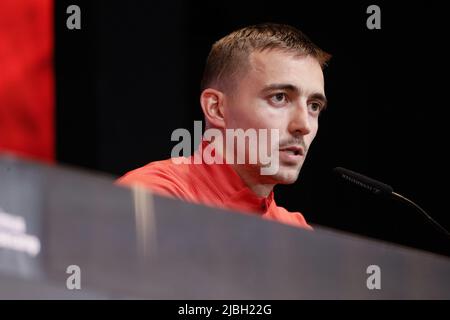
<box><xmin>55</xmin><ymin>0</ymin><xmax>450</xmax><ymax>256</ymax></box>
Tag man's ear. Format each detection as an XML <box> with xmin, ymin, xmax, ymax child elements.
<box><xmin>200</xmin><ymin>88</ymin><xmax>225</xmax><ymax>129</ymax></box>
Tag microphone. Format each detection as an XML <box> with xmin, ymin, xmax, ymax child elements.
<box><xmin>333</xmin><ymin>167</ymin><xmax>450</xmax><ymax>238</ymax></box>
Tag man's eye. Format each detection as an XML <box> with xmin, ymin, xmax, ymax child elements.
<box><xmin>309</xmin><ymin>102</ymin><xmax>322</xmax><ymax>113</ymax></box>
<box><xmin>270</xmin><ymin>93</ymin><xmax>287</xmax><ymax>105</ymax></box>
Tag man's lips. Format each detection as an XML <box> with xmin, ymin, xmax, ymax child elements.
<box><xmin>279</xmin><ymin>145</ymin><xmax>305</xmax><ymax>156</ymax></box>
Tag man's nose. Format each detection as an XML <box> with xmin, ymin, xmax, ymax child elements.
<box><xmin>287</xmin><ymin>101</ymin><xmax>312</xmax><ymax>136</ymax></box>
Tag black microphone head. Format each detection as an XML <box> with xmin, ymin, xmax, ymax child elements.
<box><xmin>333</xmin><ymin>167</ymin><xmax>393</xmax><ymax>197</ymax></box>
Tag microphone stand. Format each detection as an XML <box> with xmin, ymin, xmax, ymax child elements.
<box><xmin>391</xmin><ymin>192</ymin><xmax>450</xmax><ymax>238</ymax></box>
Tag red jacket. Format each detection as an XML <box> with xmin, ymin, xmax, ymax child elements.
<box><xmin>117</xmin><ymin>143</ymin><xmax>312</xmax><ymax>230</ymax></box>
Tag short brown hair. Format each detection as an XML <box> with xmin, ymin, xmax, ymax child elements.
<box><xmin>201</xmin><ymin>23</ymin><xmax>331</xmax><ymax>92</ymax></box>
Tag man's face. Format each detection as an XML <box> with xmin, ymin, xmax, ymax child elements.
<box><xmin>223</xmin><ymin>50</ymin><xmax>326</xmax><ymax>184</ymax></box>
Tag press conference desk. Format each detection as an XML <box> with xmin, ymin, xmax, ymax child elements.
<box><xmin>1</xmin><ymin>155</ymin><xmax>449</xmax><ymax>299</ymax></box>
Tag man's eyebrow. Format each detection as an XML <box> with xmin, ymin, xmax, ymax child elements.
<box><xmin>261</xmin><ymin>83</ymin><xmax>328</xmax><ymax>109</ymax></box>
<box><xmin>261</xmin><ymin>83</ymin><xmax>300</xmax><ymax>94</ymax></box>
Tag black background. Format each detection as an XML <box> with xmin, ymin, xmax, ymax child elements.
<box><xmin>55</xmin><ymin>0</ymin><xmax>449</xmax><ymax>256</ymax></box>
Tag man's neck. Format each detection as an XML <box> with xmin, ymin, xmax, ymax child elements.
<box><xmin>202</xmin><ymin>136</ymin><xmax>275</xmax><ymax>198</ymax></box>
<box><xmin>229</xmin><ymin>164</ymin><xmax>275</xmax><ymax>198</ymax></box>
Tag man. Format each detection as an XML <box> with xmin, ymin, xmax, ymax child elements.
<box><xmin>117</xmin><ymin>23</ymin><xmax>331</xmax><ymax>230</ymax></box>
